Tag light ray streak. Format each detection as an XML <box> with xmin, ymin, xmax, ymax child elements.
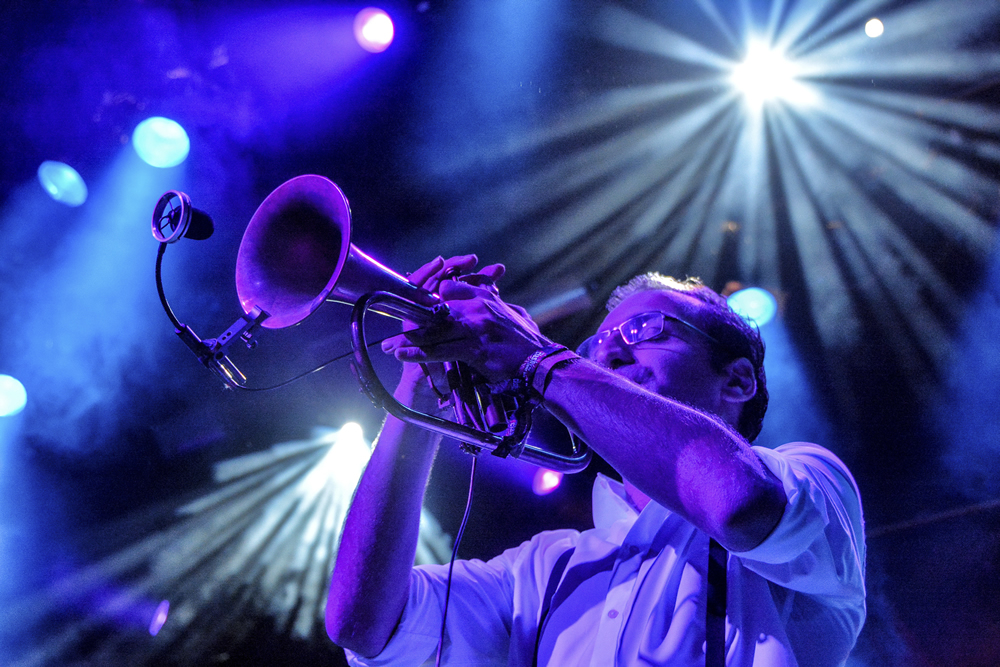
<box><xmin>826</xmin><ymin>85</ymin><xmax>1000</xmax><ymax>139</ymax></box>
<box><xmin>671</xmin><ymin>120</ymin><xmax>757</xmax><ymax>286</ymax></box>
<box><xmin>785</xmin><ymin>0</ymin><xmax>887</xmax><ymax>57</ymax></box>
<box><xmin>772</xmin><ymin>0</ymin><xmax>847</xmax><ymax>54</ymax></box>
<box><xmin>524</xmin><ymin>101</ymin><xmax>745</xmax><ymax>285</ymax></box>
<box><xmin>733</xmin><ymin>113</ymin><xmax>781</xmax><ymax>285</ymax></box>
<box><xmin>596</xmin><ymin>5</ymin><xmax>734</xmax><ymax>71</ymax></box>
<box><xmin>760</xmin><ymin>0</ymin><xmax>796</xmax><ymax>55</ymax></box>
<box><xmin>778</xmin><ymin>112</ymin><xmax>956</xmax><ymax>381</ymax></box>
<box><xmin>814</xmin><ymin>94</ymin><xmax>998</xmax><ymax>223</ymax></box>
<box><xmin>692</xmin><ymin>0</ymin><xmax>742</xmax><ymax>51</ymax></box>
<box><xmin>767</xmin><ymin>107</ymin><xmax>862</xmax><ymax>354</ymax></box>
<box><xmin>787</xmin><ymin>105</ymin><xmax>965</xmax><ymax>283</ymax></box>
<box><xmin>520</xmin><ymin>80</ymin><xmax>721</xmax><ymax>161</ymax></box>
<box><xmin>807</xmin><ymin>50</ymin><xmax>1000</xmax><ymax>81</ymax></box>
<box><xmin>492</xmin><ymin>93</ymin><xmax>740</xmax><ymax>270</ymax></box>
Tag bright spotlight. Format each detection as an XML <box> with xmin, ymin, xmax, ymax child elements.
<box><xmin>728</xmin><ymin>287</ymin><xmax>778</xmax><ymax>327</ymax></box>
<box><xmin>37</xmin><ymin>161</ymin><xmax>88</xmax><ymax>206</ymax></box>
<box><xmin>532</xmin><ymin>469</ymin><xmax>563</xmax><ymax>496</ymax></box>
<box><xmin>132</xmin><ymin>117</ymin><xmax>190</xmax><ymax>168</ymax></box>
<box><xmin>0</xmin><ymin>375</ymin><xmax>27</xmax><ymax>417</ymax></box>
<box><xmin>354</xmin><ymin>7</ymin><xmax>394</xmax><ymax>53</ymax></box>
<box><xmin>339</xmin><ymin>421</ymin><xmax>364</xmax><ymax>442</ymax></box>
<box><xmin>730</xmin><ymin>42</ymin><xmax>815</xmax><ymax>109</ymax></box>
<box><xmin>865</xmin><ymin>18</ymin><xmax>884</xmax><ymax>38</ymax></box>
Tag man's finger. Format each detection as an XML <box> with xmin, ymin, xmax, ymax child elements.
<box><xmin>407</xmin><ymin>256</ymin><xmax>444</xmax><ymax>287</ymax></box>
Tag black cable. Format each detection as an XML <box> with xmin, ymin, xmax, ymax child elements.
<box><xmin>435</xmin><ymin>455</ymin><xmax>478</xmax><ymax>667</ymax></box>
<box><xmin>155</xmin><ymin>242</ymin><xmax>183</xmax><ymax>330</ymax></box>
<box><xmin>230</xmin><ymin>342</ymin><xmax>378</xmax><ymax>392</ymax></box>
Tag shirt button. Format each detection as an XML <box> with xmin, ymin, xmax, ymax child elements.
<box><xmin>608</xmin><ymin>609</ymin><xmax>619</xmax><ymax>619</ymax></box>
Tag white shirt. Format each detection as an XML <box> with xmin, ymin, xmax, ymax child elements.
<box><xmin>345</xmin><ymin>442</ymin><xmax>866</xmax><ymax>666</ymax></box>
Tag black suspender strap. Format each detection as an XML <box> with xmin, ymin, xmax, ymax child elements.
<box><xmin>533</xmin><ymin>547</ymin><xmax>575</xmax><ymax>667</ymax></box>
<box><xmin>706</xmin><ymin>538</ymin><xmax>728</xmax><ymax>667</ymax></box>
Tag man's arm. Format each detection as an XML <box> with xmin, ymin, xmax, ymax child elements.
<box><xmin>325</xmin><ymin>377</ymin><xmax>442</xmax><ymax>657</ymax></box>
<box><xmin>540</xmin><ymin>360</ymin><xmax>785</xmax><ymax>552</ymax></box>
<box><xmin>326</xmin><ymin>255</ymin><xmax>504</xmax><ymax>657</ymax></box>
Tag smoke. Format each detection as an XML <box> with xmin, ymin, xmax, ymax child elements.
<box><xmin>0</xmin><ymin>152</ymin><xmax>182</xmax><ymax>456</ymax></box>
<box><xmin>754</xmin><ymin>320</ymin><xmax>835</xmax><ymax>450</ymax></box>
<box><xmin>935</xmin><ymin>244</ymin><xmax>1000</xmax><ymax>499</ymax></box>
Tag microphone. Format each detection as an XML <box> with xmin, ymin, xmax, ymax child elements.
<box><xmin>152</xmin><ymin>190</ymin><xmax>215</xmax><ymax>243</ymax></box>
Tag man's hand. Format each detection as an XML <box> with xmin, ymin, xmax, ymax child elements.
<box><xmin>383</xmin><ymin>259</ymin><xmax>550</xmax><ymax>384</ymax></box>
<box><xmin>390</xmin><ymin>255</ymin><xmax>509</xmax><ymax>410</ymax></box>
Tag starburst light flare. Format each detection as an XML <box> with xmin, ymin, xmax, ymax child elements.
<box><xmin>414</xmin><ymin>0</ymin><xmax>1000</xmax><ymax>434</ymax></box>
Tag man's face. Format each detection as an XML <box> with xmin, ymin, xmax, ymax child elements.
<box><xmin>588</xmin><ymin>290</ymin><xmax>728</xmax><ymax>414</ymax></box>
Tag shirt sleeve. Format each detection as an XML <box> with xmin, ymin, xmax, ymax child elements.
<box><xmin>345</xmin><ymin>529</ymin><xmax>579</xmax><ymax>667</ymax></box>
<box><xmin>733</xmin><ymin>442</ymin><xmax>866</xmax><ymax>603</ymax></box>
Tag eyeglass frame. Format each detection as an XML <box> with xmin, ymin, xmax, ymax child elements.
<box><xmin>576</xmin><ymin>311</ymin><xmax>723</xmax><ymax>360</ymax></box>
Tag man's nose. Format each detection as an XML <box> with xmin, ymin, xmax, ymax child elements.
<box><xmin>593</xmin><ymin>330</ymin><xmax>634</xmax><ymax>370</ymax></box>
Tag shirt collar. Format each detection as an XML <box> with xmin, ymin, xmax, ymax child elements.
<box><xmin>592</xmin><ymin>473</ymin><xmax>638</xmax><ymax>530</ymax></box>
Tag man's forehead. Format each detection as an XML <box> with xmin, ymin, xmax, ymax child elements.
<box><xmin>601</xmin><ymin>289</ymin><xmax>704</xmax><ymax>327</ymax></box>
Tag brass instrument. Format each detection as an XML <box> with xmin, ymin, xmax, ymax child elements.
<box><xmin>157</xmin><ymin>175</ymin><xmax>590</xmax><ymax>473</ymax></box>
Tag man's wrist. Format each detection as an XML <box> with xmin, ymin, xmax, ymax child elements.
<box><xmin>530</xmin><ymin>348</ymin><xmax>580</xmax><ymax>398</ymax></box>
<box><xmin>488</xmin><ymin>343</ymin><xmax>566</xmax><ymax>396</ymax></box>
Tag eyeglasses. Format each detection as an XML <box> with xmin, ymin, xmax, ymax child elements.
<box><xmin>576</xmin><ymin>311</ymin><xmax>720</xmax><ymax>360</ymax></box>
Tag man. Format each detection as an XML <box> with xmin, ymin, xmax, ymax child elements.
<box><xmin>326</xmin><ymin>254</ymin><xmax>866</xmax><ymax>666</ymax></box>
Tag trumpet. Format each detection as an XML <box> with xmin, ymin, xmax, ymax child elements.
<box><xmin>155</xmin><ymin>175</ymin><xmax>590</xmax><ymax>473</ymax></box>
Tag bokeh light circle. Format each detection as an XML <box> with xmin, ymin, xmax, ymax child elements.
<box><xmin>865</xmin><ymin>18</ymin><xmax>884</xmax><ymax>38</ymax></box>
<box><xmin>132</xmin><ymin>117</ymin><xmax>190</xmax><ymax>168</ymax></box>
<box><xmin>37</xmin><ymin>161</ymin><xmax>88</xmax><ymax>206</ymax></box>
<box><xmin>727</xmin><ymin>287</ymin><xmax>778</xmax><ymax>327</ymax></box>
<box><xmin>148</xmin><ymin>600</ymin><xmax>170</xmax><ymax>636</ymax></box>
<box><xmin>532</xmin><ymin>469</ymin><xmax>563</xmax><ymax>496</ymax></box>
<box><xmin>0</xmin><ymin>375</ymin><xmax>28</xmax><ymax>417</ymax></box>
<box><xmin>354</xmin><ymin>8</ymin><xmax>394</xmax><ymax>53</ymax></box>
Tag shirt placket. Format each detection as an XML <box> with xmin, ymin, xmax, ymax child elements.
<box><xmin>588</xmin><ymin>506</ymin><xmax>664</xmax><ymax>667</ymax></box>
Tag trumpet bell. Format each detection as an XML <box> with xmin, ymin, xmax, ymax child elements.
<box><xmin>236</xmin><ymin>174</ymin><xmax>436</xmax><ymax>328</ymax></box>
<box><xmin>236</xmin><ymin>175</ymin><xmax>352</xmax><ymax>329</ymax></box>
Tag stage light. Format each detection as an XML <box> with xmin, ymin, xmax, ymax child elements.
<box><xmin>37</xmin><ymin>161</ymin><xmax>88</xmax><ymax>206</ymax></box>
<box><xmin>730</xmin><ymin>42</ymin><xmax>815</xmax><ymax>109</ymax></box>
<box><xmin>727</xmin><ymin>287</ymin><xmax>777</xmax><ymax>327</ymax></box>
<box><xmin>0</xmin><ymin>375</ymin><xmax>27</xmax><ymax>417</ymax></box>
<box><xmin>354</xmin><ymin>8</ymin><xmax>394</xmax><ymax>53</ymax></box>
<box><xmin>532</xmin><ymin>468</ymin><xmax>563</xmax><ymax>496</ymax></box>
<box><xmin>865</xmin><ymin>18</ymin><xmax>884</xmax><ymax>38</ymax></box>
<box><xmin>131</xmin><ymin>117</ymin><xmax>190</xmax><ymax>168</ymax></box>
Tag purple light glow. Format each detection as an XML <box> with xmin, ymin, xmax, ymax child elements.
<box><xmin>354</xmin><ymin>8</ymin><xmax>394</xmax><ymax>53</ymax></box>
<box><xmin>149</xmin><ymin>600</ymin><xmax>169</xmax><ymax>636</ymax></box>
<box><xmin>532</xmin><ymin>469</ymin><xmax>563</xmax><ymax>496</ymax></box>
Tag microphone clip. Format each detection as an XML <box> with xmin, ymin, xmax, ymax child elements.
<box><xmin>174</xmin><ymin>307</ymin><xmax>270</xmax><ymax>388</ymax></box>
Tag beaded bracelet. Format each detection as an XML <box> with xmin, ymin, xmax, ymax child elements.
<box><xmin>487</xmin><ymin>344</ymin><xmax>574</xmax><ymax>397</ymax></box>
<box><xmin>530</xmin><ymin>348</ymin><xmax>580</xmax><ymax>398</ymax></box>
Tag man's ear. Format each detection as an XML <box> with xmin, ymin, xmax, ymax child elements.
<box><xmin>720</xmin><ymin>357</ymin><xmax>756</xmax><ymax>406</ymax></box>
